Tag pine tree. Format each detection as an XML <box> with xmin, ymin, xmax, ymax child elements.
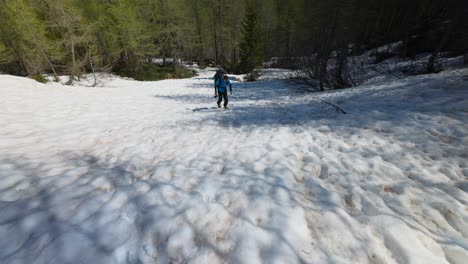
<box><xmin>0</xmin><ymin>0</ymin><xmax>59</xmax><ymax>79</ymax></box>
<box><xmin>239</xmin><ymin>3</ymin><xmax>263</xmax><ymax>73</ymax></box>
<box><xmin>35</xmin><ymin>0</ymin><xmax>94</xmax><ymax>84</ymax></box>
<box><xmin>1</xmin><ymin>0</ymin><xmax>466</xmax><ymax>81</ymax></box>
<box><xmin>108</xmin><ymin>0</ymin><xmax>149</xmax><ymax>71</ymax></box>
<box><xmin>0</xmin><ymin>41</ymin><xmax>12</xmax><ymax>65</ymax></box>
<box><xmin>152</xmin><ymin>0</ymin><xmax>179</xmax><ymax>67</ymax></box>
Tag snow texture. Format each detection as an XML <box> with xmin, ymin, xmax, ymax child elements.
<box><xmin>0</xmin><ymin>67</ymin><xmax>468</xmax><ymax>264</ymax></box>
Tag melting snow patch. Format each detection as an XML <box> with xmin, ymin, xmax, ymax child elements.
<box><xmin>0</xmin><ymin>68</ymin><xmax>467</xmax><ymax>263</ymax></box>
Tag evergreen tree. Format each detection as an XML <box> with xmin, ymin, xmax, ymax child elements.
<box><xmin>150</xmin><ymin>0</ymin><xmax>179</xmax><ymax>67</ymax></box>
<box><xmin>0</xmin><ymin>0</ymin><xmax>59</xmax><ymax>78</ymax></box>
<box><xmin>108</xmin><ymin>0</ymin><xmax>150</xmax><ymax>71</ymax></box>
<box><xmin>0</xmin><ymin>0</ymin><xmax>466</xmax><ymax>81</ymax></box>
<box><xmin>0</xmin><ymin>41</ymin><xmax>12</xmax><ymax>66</ymax></box>
<box><xmin>239</xmin><ymin>3</ymin><xmax>264</xmax><ymax>73</ymax></box>
<box><xmin>34</xmin><ymin>0</ymin><xmax>94</xmax><ymax>84</ymax></box>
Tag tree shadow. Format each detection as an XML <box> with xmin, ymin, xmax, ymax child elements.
<box><xmin>0</xmin><ymin>150</ymin><xmax>324</xmax><ymax>263</ymax></box>
<box><xmin>2</xmin><ymin>70</ymin><xmax>466</xmax><ymax>263</ymax></box>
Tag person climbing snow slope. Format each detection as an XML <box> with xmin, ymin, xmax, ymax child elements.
<box><xmin>215</xmin><ymin>75</ymin><xmax>232</xmax><ymax>109</ymax></box>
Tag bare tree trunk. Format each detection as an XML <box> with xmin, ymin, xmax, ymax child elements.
<box><xmin>427</xmin><ymin>28</ymin><xmax>450</xmax><ymax>73</ymax></box>
<box><xmin>334</xmin><ymin>48</ymin><xmax>348</xmax><ymax>88</ymax></box>
<box><xmin>284</xmin><ymin>2</ymin><xmax>291</xmax><ymax>57</ymax></box>
<box><xmin>41</xmin><ymin>49</ymin><xmax>59</xmax><ymax>82</ymax></box>
<box><xmin>193</xmin><ymin>0</ymin><xmax>204</xmax><ymax>65</ymax></box>
<box><xmin>218</xmin><ymin>0</ymin><xmax>225</xmax><ymax>65</ymax></box>
<box><xmin>66</xmin><ymin>37</ymin><xmax>76</xmax><ymax>85</ymax></box>
<box><xmin>173</xmin><ymin>55</ymin><xmax>178</xmax><ymax>73</ymax></box>
<box><xmin>88</xmin><ymin>51</ymin><xmax>97</xmax><ymax>87</ymax></box>
<box><xmin>318</xmin><ymin>58</ymin><xmax>327</xmax><ymax>91</ymax></box>
<box><xmin>17</xmin><ymin>9</ymin><xmax>59</xmax><ymax>81</ymax></box>
<box><xmin>427</xmin><ymin>12</ymin><xmax>460</xmax><ymax>73</ymax></box>
<box><xmin>209</xmin><ymin>11</ymin><xmax>218</xmax><ymax>65</ymax></box>
<box><xmin>231</xmin><ymin>30</ymin><xmax>237</xmax><ymax>68</ymax></box>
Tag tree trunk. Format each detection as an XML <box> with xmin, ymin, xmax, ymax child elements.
<box><xmin>16</xmin><ymin>9</ymin><xmax>59</xmax><ymax>81</ymax></box>
<box><xmin>284</xmin><ymin>3</ymin><xmax>291</xmax><ymax>57</ymax></box>
<box><xmin>194</xmin><ymin>0</ymin><xmax>204</xmax><ymax>66</ymax></box>
<box><xmin>231</xmin><ymin>30</ymin><xmax>237</xmax><ymax>68</ymax></box>
<box><xmin>173</xmin><ymin>56</ymin><xmax>178</xmax><ymax>73</ymax></box>
<box><xmin>210</xmin><ymin>12</ymin><xmax>218</xmax><ymax>65</ymax></box>
<box><xmin>41</xmin><ymin>48</ymin><xmax>59</xmax><ymax>82</ymax></box>
<box><xmin>427</xmin><ymin>12</ymin><xmax>460</xmax><ymax>73</ymax></box>
<box><xmin>318</xmin><ymin>58</ymin><xmax>327</xmax><ymax>91</ymax></box>
<box><xmin>66</xmin><ymin>37</ymin><xmax>76</xmax><ymax>85</ymax></box>
<box><xmin>218</xmin><ymin>1</ymin><xmax>225</xmax><ymax>65</ymax></box>
<box><xmin>88</xmin><ymin>51</ymin><xmax>97</xmax><ymax>87</ymax></box>
<box><xmin>334</xmin><ymin>47</ymin><xmax>348</xmax><ymax>88</ymax></box>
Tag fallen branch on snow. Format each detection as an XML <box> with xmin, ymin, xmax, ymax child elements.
<box><xmin>311</xmin><ymin>96</ymin><xmax>347</xmax><ymax>114</ymax></box>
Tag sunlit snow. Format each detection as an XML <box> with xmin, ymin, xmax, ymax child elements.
<box><xmin>0</xmin><ymin>68</ymin><xmax>467</xmax><ymax>263</ymax></box>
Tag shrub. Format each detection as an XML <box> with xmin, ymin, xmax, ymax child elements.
<box><xmin>30</xmin><ymin>74</ymin><xmax>48</xmax><ymax>83</ymax></box>
<box><xmin>244</xmin><ymin>69</ymin><xmax>260</xmax><ymax>82</ymax></box>
<box><xmin>117</xmin><ymin>64</ymin><xmax>196</xmax><ymax>81</ymax></box>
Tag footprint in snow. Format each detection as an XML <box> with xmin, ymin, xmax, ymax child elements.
<box><xmin>319</xmin><ymin>164</ymin><xmax>329</xmax><ymax>179</ymax></box>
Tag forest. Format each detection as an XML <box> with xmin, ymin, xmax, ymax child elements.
<box><xmin>1</xmin><ymin>1</ymin><xmax>468</xmax><ymax>263</ymax></box>
<box><xmin>0</xmin><ymin>0</ymin><xmax>467</xmax><ymax>87</ymax></box>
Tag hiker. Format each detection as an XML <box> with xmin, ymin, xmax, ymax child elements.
<box><xmin>215</xmin><ymin>74</ymin><xmax>232</xmax><ymax>108</ymax></box>
<box><xmin>213</xmin><ymin>68</ymin><xmax>226</xmax><ymax>97</ymax></box>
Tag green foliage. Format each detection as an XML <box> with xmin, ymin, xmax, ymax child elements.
<box><xmin>244</xmin><ymin>69</ymin><xmax>260</xmax><ymax>82</ymax></box>
<box><xmin>106</xmin><ymin>0</ymin><xmax>152</xmax><ymax>70</ymax></box>
<box><xmin>0</xmin><ymin>41</ymin><xmax>13</xmax><ymax>64</ymax></box>
<box><xmin>148</xmin><ymin>0</ymin><xmax>179</xmax><ymax>63</ymax></box>
<box><xmin>117</xmin><ymin>63</ymin><xmax>196</xmax><ymax>81</ymax></box>
<box><xmin>172</xmin><ymin>65</ymin><xmax>198</xmax><ymax>79</ymax></box>
<box><xmin>0</xmin><ymin>0</ymin><xmax>56</xmax><ymax>75</ymax></box>
<box><xmin>30</xmin><ymin>74</ymin><xmax>48</xmax><ymax>83</ymax></box>
<box><xmin>239</xmin><ymin>3</ymin><xmax>264</xmax><ymax>73</ymax></box>
<box><xmin>0</xmin><ymin>0</ymin><xmax>465</xmax><ymax>81</ymax></box>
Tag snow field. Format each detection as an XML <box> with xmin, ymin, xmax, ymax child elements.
<box><xmin>0</xmin><ymin>68</ymin><xmax>467</xmax><ymax>263</ymax></box>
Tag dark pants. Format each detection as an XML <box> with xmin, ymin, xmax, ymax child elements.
<box><xmin>217</xmin><ymin>91</ymin><xmax>228</xmax><ymax>107</ymax></box>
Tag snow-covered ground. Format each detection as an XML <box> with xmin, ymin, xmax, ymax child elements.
<box><xmin>0</xmin><ymin>68</ymin><xmax>467</xmax><ymax>264</ymax></box>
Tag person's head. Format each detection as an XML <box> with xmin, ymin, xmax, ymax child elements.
<box><xmin>223</xmin><ymin>75</ymin><xmax>228</xmax><ymax>81</ymax></box>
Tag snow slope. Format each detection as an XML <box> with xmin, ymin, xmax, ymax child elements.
<box><xmin>0</xmin><ymin>68</ymin><xmax>467</xmax><ymax>264</ymax></box>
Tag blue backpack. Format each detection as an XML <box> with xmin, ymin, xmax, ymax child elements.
<box><xmin>216</xmin><ymin>79</ymin><xmax>231</xmax><ymax>93</ymax></box>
